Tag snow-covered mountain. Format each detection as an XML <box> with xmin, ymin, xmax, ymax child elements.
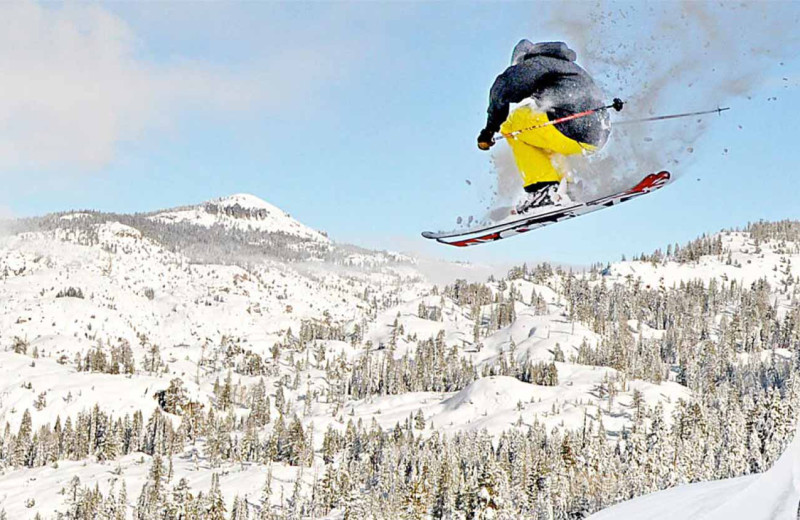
<box><xmin>151</xmin><ymin>193</ymin><xmax>330</xmax><ymax>243</ymax></box>
<box><xmin>1</xmin><ymin>201</ymin><xmax>800</xmax><ymax>519</ymax></box>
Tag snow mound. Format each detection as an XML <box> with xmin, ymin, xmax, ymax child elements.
<box><xmin>151</xmin><ymin>193</ymin><xmax>330</xmax><ymax>243</ymax></box>
<box><xmin>590</xmin><ymin>423</ymin><xmax>800</xmax><ymax>520</ymax></box>
<box><xmin>442</xmin><ymin>376</ymin><xmax>538</xmax><ymax>411</ymax></box>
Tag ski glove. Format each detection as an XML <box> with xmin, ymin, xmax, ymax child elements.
<box><xmin>477</xmin><ymin>129</ymin><xmax>495</xmax><ymax>150</ymax></box>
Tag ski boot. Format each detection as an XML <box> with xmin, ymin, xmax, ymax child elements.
<box><xmin>513</xmin><ymin>181</ymin><xmax>571</xmax><ymax>215</ymax></box>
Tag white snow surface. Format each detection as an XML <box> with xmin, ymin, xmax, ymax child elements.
<box><xmin>590</xmin><ymin>422</ymin><xmax>800</xmax><ymax>520</ymax></box>
<box><xmin>331</xmin><ymin>373</ymin><xmax>687</xmax><ymax>438</ymax></box>
<box><xmin>0</xmin><ymin>351</ymin><xmax>179</xmax><ymax>431</ymax></box>
<box><xmin>604</xmin><ymin>231</ymin><xmax>800</xmax><ymax>292</ymax></box>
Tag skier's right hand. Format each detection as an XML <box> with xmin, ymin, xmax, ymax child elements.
<box><xmin>477</xmin><ymin>129</ymin><xmax>495</xmax><ymax>150</ymax></box>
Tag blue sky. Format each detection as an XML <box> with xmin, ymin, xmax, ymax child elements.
<box><xmin>2</xmin><ymin>1</ymin><xmax>799</xmax><ymax>267</ymax></box>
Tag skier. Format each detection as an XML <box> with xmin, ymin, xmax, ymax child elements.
<box><xmin>477</xmin><ymin>40</ymin><xmax>612</xmax><ymax>213</ymax></box>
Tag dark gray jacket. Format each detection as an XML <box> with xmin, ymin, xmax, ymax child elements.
<box><xmin>484</xmin><ymin>40</ymin><xmax>610</xmax><ymax>147</ymax></box>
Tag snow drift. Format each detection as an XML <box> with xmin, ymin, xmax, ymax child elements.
<box><xmin>590</xmin><ymin>421</ymin><xmax>800</xmax><ymax>519</ymax></box>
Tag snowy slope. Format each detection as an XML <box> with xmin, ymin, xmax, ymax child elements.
<box><xmin>590</xmin><ymin>423</ymin><xmax>800</xmax><ymax>520</ymax></box>
<box><xmin>604</xmin><ymin>231</ymin><xmax>800</xmax><ymax>294</ymax></box>
<box><xmin>0</xmin><ymin>221</ymin><xmax>424</xmax><ymax>367</ymax></box>
<box><xmin>0</xmin><ymin>450</ymin><xmax>305</xmax><ymax>520</ymax></box>
<box><xmin>326</xmin><ymin>372</ymin><xmax>687</xmax><ymax>438</ymax></box>
<box><xmin>0</xmin><ymin>351</ymin><xmax>190</xmax><ymax>432</ymax></box>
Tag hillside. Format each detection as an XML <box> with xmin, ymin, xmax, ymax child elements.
<box><xmin>590</xmin><ymin>422</ymin><xmax>800</xmax><ymax>520</ymax></box>
<box><xmin>1</xmin><ymin>199</ymin><xmax>800</xmax><ymax>519</ymax></box>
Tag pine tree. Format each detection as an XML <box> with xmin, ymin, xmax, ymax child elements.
<box><xmin>259</xmin><ymin>468</ymin><xmax>274</xmax><ymax>519</ymax></box>
<box><xmin>414</xmin><ymin>409</ymin><xmax>426</xmax><ymax>430</ymax></box>
<box><xmin>319</xmin><ymin>465</ymin><xmax>338</xmax><ymax>515</ymax></box>
<box><xmin>231</xmin><ymin>494</ymin><xmax>249</xmax><ymax>520</ymax></box>
<box><xmin>287</xmin><ymin>415</ymin><xmax>307</xmax><ymax>466</ymax></box>
<box><xmin>14</xmin><ymin>409</ymin><xmax>33</xmax><ymax>467</ymax></box>
<box><xmin>205</xmin><ymin>473</ymin><xmax>227</xmax><ymax>520</ymax></box>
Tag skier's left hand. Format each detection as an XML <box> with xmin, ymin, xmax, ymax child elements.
<box><xmin>477</xmin><ymin>129</ymin><xmax>495</xmax><ymax>150</ymax></box>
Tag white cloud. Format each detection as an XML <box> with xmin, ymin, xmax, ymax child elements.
<box><xmin>0</xmin><ymin>3</ymin><xmax>338</xmax><ymax>172</ymax></box>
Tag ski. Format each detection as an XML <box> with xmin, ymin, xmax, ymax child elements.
<box><xmin>422</xmin><ymin>171</ymin><xmax>671</xmax><ymax>247</ymax></box>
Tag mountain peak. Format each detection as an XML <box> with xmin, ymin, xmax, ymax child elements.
<box><xmin>151</xmin><ymin>192</ymin><xmax>330</xmax><ymax>243</ymax></box>
<box><xmin>210</xmin><ymin>193</ymin><xmax>280</xmax><ymax>212</ymax></box>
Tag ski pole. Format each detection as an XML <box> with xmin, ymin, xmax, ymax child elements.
<box><xmin>615</xmin><ymin>106</ymin><xmax>730</xmax><ymax>126</ymax></box>
<box><xmin>495</xmin><ymin>98</ymin><xmax>624</xmax><ymax>141</ymax></box>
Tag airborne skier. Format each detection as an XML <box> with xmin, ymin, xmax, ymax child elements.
<box><xmin>477</xmin><ymin>40</ymin><xmax>613</xmax><ymax>214</ymax></box>
<box><xmin>421</xmin><ymin>38</ymin><xmax>691</xmax><ymax>246</ymax></box>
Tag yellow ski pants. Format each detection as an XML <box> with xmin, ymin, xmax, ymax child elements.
<box><xmin>500</xmin><ymin>106</ymin><xmax>596</xmax><ymax>187</ymax></box>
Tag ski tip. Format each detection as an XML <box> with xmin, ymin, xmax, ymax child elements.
<box><xmin>628</xmin><ymin>170</ymin><xmax>672</xmax><ymax>194</ymax></box>
<box><xmin>421</xmin><ymin>231</ymin><xmax>437</xmax><ymax>239</ymax></box>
